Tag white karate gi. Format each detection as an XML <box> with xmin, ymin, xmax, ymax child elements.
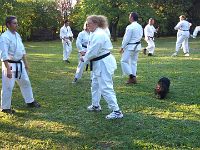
<box><xmin>192</xmin><ymin>26</ymin><xmax>200</xmax><ymax>38</ymax></box>
<box><xmin>121</xmin><ymin>22</ymin><xmax>143</xmax><ymax>76</ymax></box>
<box><xmin>60</xmin><ymin>25</ymin><xmax>73</xmax><ymax>60</ymax></box>
<box><xmin>74</xmin><ymin>30</ymin><xmax>90</xmax><ymax>79</ymax></box>
<box><xmin>174</xmin><ymin>20</ymin><xmax>190</xmax><ymax>54</ymax></box>
<box><xmin>83</xmin><ymin>27</ymin><xmax>120</xmax><ymax>111</ymax></box>
<box><xmin>144</xmin><ymin>24</ymin><xmax>157</xmax><ymax>54</ymax></box>
<box><xmin>0</xmin><ymin>30</ymin><xmax>35</xmax><ymax>109</ymax></box>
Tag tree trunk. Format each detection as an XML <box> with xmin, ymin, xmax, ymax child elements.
<box><xmin>111</xmin><ymin>16</ymin><xmax>119</xmax><ymax>41</ymax></box>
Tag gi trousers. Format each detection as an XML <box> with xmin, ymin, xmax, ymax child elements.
<box><xmin>1</xmin><ymin>67</ymin><xmax>34</xmax><ymax>109</ymax></box>
<box><xmin>91</xmin><ymin>62</ymin><xmax>119</xmax><ymax>111</ymax></box>
<box><xmin>63</xmin><ymin>42</ymin><xmax>72</xmax><ymax>60</ymax></box>
<box><xmin>121</xmin><ymin>50</ymin><xmax>139</xmax><ymax>76</ymax></box>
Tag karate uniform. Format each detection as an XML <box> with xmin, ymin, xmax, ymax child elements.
<box><xmin>174</xmin><ymin>20</ymin><xmax>190</xmax><ymax>54</ymax></box>
<box><xmin>74</xmin><ymin>30</ymin><xmax>90</xmax><ymax>79</ymax></box>
<box><xmin>60</xmin><ymin>25</ymin><xmax>73</xmax><ymax>60</ymax></box>
<box><xmin>0</xmin><ymin>30</ymin><xmax>35</xmax><ymax>109</ymax></box>
<box><xmin>83</xmin><ymin>27</ymin><xmax>120</xmax><ymax>112</ymax></box>
<box><xmin>121</xmin><ymin>21</ymin><xmax>143</xmax><ymax>76</ymax></box>
<box><xmin>192</xmin><ymin>26</ymin><xmax>200</xmax><ymax>38</ymax></box>
<box><xmin>144</xmin><ymin>24</ymin><xmax>157</xmax><ymax>54</ymax></box>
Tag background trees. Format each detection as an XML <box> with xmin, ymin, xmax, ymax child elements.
<box><xmin>0</xmin><ymin>0</ymin><xmax>199</xmax><ymax>40</ymax></box>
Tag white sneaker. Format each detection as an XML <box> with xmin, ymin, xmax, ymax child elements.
<box><xmin>191</xmin><ymin>35</ymin><xmax>196</xmax><ymax>38</ymax></box>
<box><xmin>184</xmin><ymin>53</ymin><xmax>190</xmax><ymax>57</ymax></box>
<box><xmin>171</xmin><ymin>52</ymin><xmax>177</xmax><ymax>57</ymax></box>
<box><xmin>106</xmin><ymin>111</ymin><xmax>123</xmax><ymax>119</ymax></box>
<box><xmin>87</xmin><ymin>105</ymin><xmax>102</xmax><ymax>112</ymax></box>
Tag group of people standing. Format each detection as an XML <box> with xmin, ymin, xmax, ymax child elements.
<box><xmin>0</xmin><ymin>12</ymin><xmax>199</xmax><ymax>119</ymax></box>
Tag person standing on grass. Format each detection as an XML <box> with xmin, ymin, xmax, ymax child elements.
<box><xmin>172</xmin><ymin>15</ymin><xmax>190</xmax><ymax>57</ymax></box>
<box><xmin>143</xmin><ymin>18</ymin><xmax>159</xmax><ymax>56</ymax></box>
<box><xmin>120</xmin><ymin>12</ymin><xmax>143</xmax><ymax>84</ymax></box>
<box><xmin>0</xmin><ymin>16</ymin><xmax>41</xmax><ymax>114</ymax></box>
<box><xmin>191</xmin><ymin>26</ymin><xmax>200</xmax><ymax>38</ymax></box>
<box><xmin>80</xmin><ymin>15</ymin><xmax>123</xmax><ymax>119</ymax></box>
<box><xmin>72</xmin><ymin>22</ymin><xmax>90</xmax><ymax>83</ymax></box>
<box><xmin>60</xmin><ymin>20</ymin><xmax>73</xmax><ymax>63</ymax></box>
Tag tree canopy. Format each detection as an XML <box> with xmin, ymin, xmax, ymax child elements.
<box><xmin>0</xmin><ymin>0</ymin><xmax>199</xmax><ymax>40</ymax></box>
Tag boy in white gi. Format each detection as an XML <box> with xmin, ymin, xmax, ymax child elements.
<box><xmin>143</xmin><ymin>18</ymin><xmax>159</xmax><ymax>56</ymax></box>
<box><xmin>120</xmin><ymin>12</ymin><xmax>143</xmax><ymax>84</ymax></box>
<box><xmin>81</xmin><ymin>15</ymin><xmax>123</xmax><ymax>119</ymax></box>
<box><xmin>191</xmin><ymin>26</ymin><xmax>200</xmax><ymax>38</ymax></box>
<box><xmin>172</xmin><ymin>15</ymin><xmax>190</xmax><ymax>57</ymax></box>
<box><xmin>73</xmin><ymin>22</ymin><xmax>90</xmax><ymax>83</ymax></box>
<box><xmin>60</xmin><ymin>20</ymin><xmax>73</xmax><ymax>63</ymax></box>
<box><xmin>0</xmin><ymin>16</ymin><xmax>40</xmax><ymax>114</ymax></box>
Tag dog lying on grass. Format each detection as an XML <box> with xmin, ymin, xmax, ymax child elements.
<box><xmin>155</xmin><ymin>77</ymin><xmax>170</xmax><ymax>99</ymax></box>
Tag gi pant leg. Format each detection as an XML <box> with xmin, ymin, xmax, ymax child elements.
<box><xmin>1</xmin><ymin>70</ymin><xmax>15</xmax><ymax>109</ymax></box>
<box><xmin>66</xmin><ymin>42</ymin><xmax>72</xmax><ymax>60</ymax></box>
<box><xmin>146</xmin><ymin>39</ymin><xmax>155</xmax><ymax>54</ymax></box>
<box><xmin>130</xmin><ymin>51</ymin><xmax>139</xmax><ymax>76</ymax></box>
<box><xmin>75</xmin><ymin>61</ymin><xmax>85</xmax><ymax>79</ymax></box>
<box><xmin>63</xmin><ymin>43</ymin><xmax>68</xmax><ymax>60</ymax></box>
<box><xmin>91</xmin><ymin>64</ymin><xmax>119</xmax><ymax>111</ymax></box>
<box><xmin>182</xmin><ymin>37</ymin><xmax>189</xmax><ymax>54</ymax></box>
<box><xmin>193</xmin><ymin>26</ymin><xmax>200</xmax><ymax>37</ymax></box>
<box><xmin>176</xmin><ymin>35</ymin><xmax>187</xmax><ymax>53</ymax></box>
<box><xmin>121</xmin><ymin>50</ymin><xmax>132</xmax><ymax>76</ymax></box>
<box><xmin>16</xmin><ymin>67</ymin><xmax>34</xmax><ymax>104</ymax></box>
<box><xmin>1</xmin><ymin>68</ymin><xmax>34</xmax><ymax>109</ymax></box>
<box><xmin>100</xmin><ymin>63</ymin><xmax>119</xmax><ymax>111</ymax></box>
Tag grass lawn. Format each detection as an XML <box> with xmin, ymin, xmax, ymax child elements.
<box><xmin>0</xmin><ymin>37</ymin><xmax>199</xmax><ymax>149</ymax></box>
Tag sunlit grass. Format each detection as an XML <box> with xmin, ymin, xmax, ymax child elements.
<box><xmin>0</xmin><ymin>37</ymin><xmax>199</xmax><ymax>149</ymax></box>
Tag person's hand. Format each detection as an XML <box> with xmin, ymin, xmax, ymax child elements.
<box><xmin>120</xmin><ymin>48</ymin><xmax>124</xmax><ymax>54</ymax></box>
<box><xmin>80</xmin><ymin>57</ymin><xmax>84</xmax><ymax>62</ymax></box>
<box><xmin>7</xmin><ymin>69</ymin><xmax>12</xmax><ymax>78</ymax></box>
<box><xmin>80</xmin><ymin>51</ymin><xmax>86</xmax><ymax>56</ymax></box>
<box><xmin>25</xmin><ymin>64</ymin><xmax>29</xmax><ymax>72</ymax></box>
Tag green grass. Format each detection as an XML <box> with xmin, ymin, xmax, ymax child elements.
<box><xmin>0</xmin><ymin>37</ymin><xmax>199</xmax><ymax>149</ymax></box>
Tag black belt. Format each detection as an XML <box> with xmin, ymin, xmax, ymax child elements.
<box><xmin>82</xmin><ymin>44</ymin><xmax>87</xmax><ymax>48</ymax></box>
<box><xmin>90</xmin><ymin>52</ymin><xmax>110</xmax><ymax>71</ymax></box>
<box><xmin>127</xmin><ymin>41</ymin><xmax>141</xmax><ymax>45</ymax></box>
<box><xmin>180</xmin><ymin>29</ymin><xmax>189</xmax><ymax>31</ymax></box>
<box><xmin>7</xmin><ymin>59</ymin><xmax>22</xmax><ymax>79</ymax></box>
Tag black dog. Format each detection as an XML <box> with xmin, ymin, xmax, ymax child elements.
<box><xmin>155</xmin><ymin>77</ymin><xmax>170</xmax><ymax>99</ymax></box>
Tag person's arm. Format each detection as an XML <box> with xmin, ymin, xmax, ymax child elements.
<box><xmin>22</xmin><ymin>54</ymin><xmax>29</xmax><ymax>70</ymax></box>
<box><xmin>174</xmin><ymin>22</ymin><xmax>181</xmax><ymax>30</ymax></box>
<box><xmin>82</xmin><ymin>35</ymin><xmax>102</xmax><ymax>63</ymax></box>
<box><xmin>120</xmin><ymin>26</ymin><xmax>132</xmax><ymax>53</ymax></box>
<box><xmin>76</xmin><ymin>32</ymin><xmax>85</xmax><ymax>54</ymax></box>
<box><xmin>0</xmin><ymin>37</ymin><xmax>12</xmax><ymax>78</ymax></box>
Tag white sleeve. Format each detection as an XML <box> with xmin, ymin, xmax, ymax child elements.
<box><xmin>121</xmin><ymin>27</ymin><xmax>132</xmax><ymax>49</ymax></box>
<box><xmin>76</xmin><ymin>32</ymin><xmax>84</xmax><ymax>52</ymax></box>
<box><xmin>83</xmin><ymin>36</ymin><xmax>102</xmax><ymax>63</ymax></box>
<box><xmin>60</xmin><ymin>28</ymin><xmax>65</xmax><ymax>39</ymax></box>
<box><xmin>68</xmin><ymin>26</ymin><xmax>73</xmax><ymax>37</ymax></box>
<box><xmin>174</xmin><ymin>22</ymin><xmax>182</xmax><ymax>30</ymax></box>
<box><xmin>0</xmin><ymin>36</ymin><xmax>10</xmax><ymax>61</ymax></box>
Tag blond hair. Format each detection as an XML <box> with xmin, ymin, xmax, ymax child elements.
<box><xmin>87</xmin><ymin>15</ymin><xmax>108</xmax><ymax>29</ymax></box>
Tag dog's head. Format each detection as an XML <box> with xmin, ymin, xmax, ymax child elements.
<box><xmin>155</xmin><ymin>83</ymin><xmax>168</xmax><ymax>99</ymax></box>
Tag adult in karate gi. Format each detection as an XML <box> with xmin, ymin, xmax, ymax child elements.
<box><xmin>81</xmin><ymin>15</ymin><xmax>123</xmax><ymax>119</ymax></box>
<box><xmin>120</xmin><ymin>12</ymin><xmax>143</xmax><ymax>84</ymax></box>
<box><xmin>73</xmin><ymin>22</ymin><xmax>90</xmax><ymax>83</ymax></box>
<box><xmin>143</xmin><ymin>18</ymin><xmax>159</xmax><ymax>56</ymax></box>
<box><xmin>0</xmin><ymin>16</ymin><xmax>40</xmax><ymax>114</ymax></box>
<box><xmin>191</xmin><ymin>26</ymin><xmax>200</xmax><ymax>38</ymax></box>
<box><xmin>172</xmin><ymin>15</ymin><xmax>190</xmax><ymax>57</ymax></box>
<box><xmin>60</xmin><ymin>20</ymin><xmax>73</xmax><ymax>63</ymax></box>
